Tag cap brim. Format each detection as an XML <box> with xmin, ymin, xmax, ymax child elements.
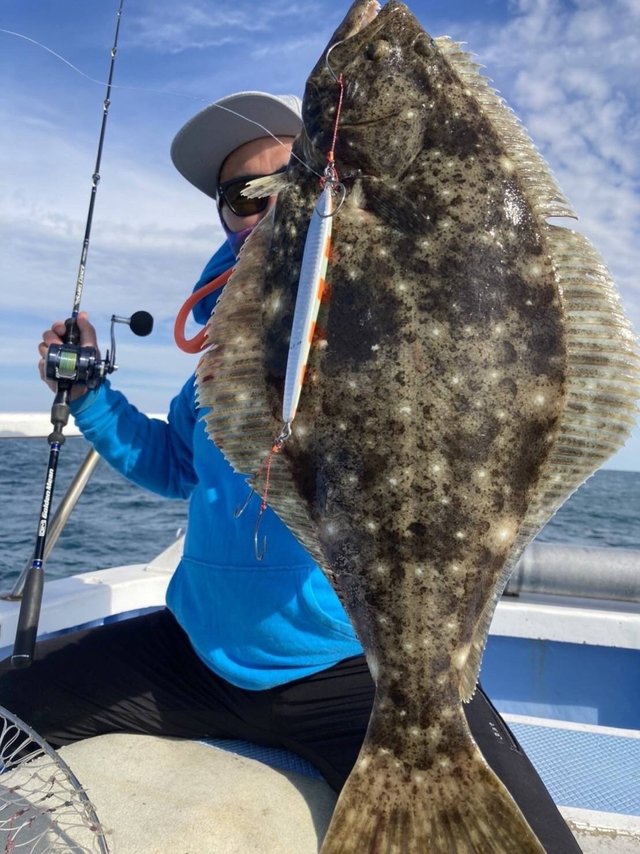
<box><xmin>170</xmin><ymin>92</ymin><xmax>303</xmax><ymax>200</ymax></box>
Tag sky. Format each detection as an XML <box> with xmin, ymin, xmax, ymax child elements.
<box><xmin>1</xmin><ymin>0</ymin><xmax>639</xmax><ymax>470</ymax></box>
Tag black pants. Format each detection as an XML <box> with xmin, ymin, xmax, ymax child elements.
<box><xmin>0</xmin><ymin>608</ymin><xmax>580</xmax><ymax>852</ymax></box>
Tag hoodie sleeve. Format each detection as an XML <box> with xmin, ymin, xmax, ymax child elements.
<box><xmin>70</xmin><ymin>376</ymin><xmax>199</xmax><ymax>499</ymax></box>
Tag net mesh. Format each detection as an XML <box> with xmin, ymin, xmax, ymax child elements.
<box><xmin>0</xmin><ymin>706</ymin><xmax>109</xmax><ymax>853</ymax></box>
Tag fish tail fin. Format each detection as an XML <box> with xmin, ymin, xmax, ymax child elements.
<box><xmin>321</xmin><ymin>738</ymin><xmax>546</xmax><ymax>853</ymax></box>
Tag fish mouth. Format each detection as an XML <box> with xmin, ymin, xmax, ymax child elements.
<box><xmin>339</xmin><ymin>110</ymin><xmax>403</xmax><ymax>131</ymax></box>
<box><xmin>304</xmin><ymin>2</ymin><xmax>403</xmax><ymax>142</ymax></box>
<box><xmin>341</xmin><ymin>0</ymin><xmax>382</xmax><ymax>40</ymax></box>
<box><xmin>321</xmin><ymin>0</ymin><xmax>393</xmax><ymax>125</ymax></box>
<box><xmin>324</xmin><ymin>0</ymin><xmax>383</xmax><ymax>59</ymax></box>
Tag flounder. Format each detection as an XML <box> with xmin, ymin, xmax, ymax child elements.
<box><xmin>197</xmin><ymin>1</ymin><xmax>640</xmax><ymax>851</ymax></box>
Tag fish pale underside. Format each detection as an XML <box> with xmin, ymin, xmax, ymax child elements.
<box><xmin>197</xmin><ymin>1</ymin><xmax>640</xmax><ymax>852</ymax></box>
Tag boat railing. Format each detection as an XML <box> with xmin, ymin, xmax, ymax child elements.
<box><xmin>504</xmin><ymin>541</ymin><xmax>640</xmax><ymax>603</ymax></box>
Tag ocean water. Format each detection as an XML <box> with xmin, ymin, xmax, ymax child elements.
<box><xmin>0</xmin><ymin>437</ymin><xmax>188</xmax><ymax>589</ymax></box>
<box><xmin>0</xmin><ymin>437</ymin><xmax>639</xmax><ymax>590</ymax></box>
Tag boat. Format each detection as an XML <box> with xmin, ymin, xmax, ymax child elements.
<box><xmin>1</xmin><ymin>413</ymin><xmax>638</xmax><ymax>852</ymax></box>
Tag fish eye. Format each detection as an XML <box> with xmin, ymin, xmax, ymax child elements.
<box><xmin>413</xmin><ymin>33</ymin><xmax>433</xmax><ymax>59</ymax></box>
<box><xmin>366</xmin><ymin>38</ymin><xmax>392</xmax><ymax>61</ymax></box>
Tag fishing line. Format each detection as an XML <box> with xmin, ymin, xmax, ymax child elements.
<box><xmin>202</xmin><ymin>104</ymin><xmax>324</xmax><ymax>180</ymax></box>
<box><xmin>0</xmin><ymin>28</ymin><xmax>110</xmax><ymax>86</ymax></box>
<box><xmin>0</xmin><ymin>27</ymin><xmax>324</xmax><ymax>181</ymax></box>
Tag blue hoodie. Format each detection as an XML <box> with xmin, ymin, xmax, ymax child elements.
<box><xmin>70</xmin><ymin>250</ymin><xmax>362</xmax><ymax>690</ymax></box>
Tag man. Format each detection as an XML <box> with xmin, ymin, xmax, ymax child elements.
<box><xmin>0</xmin><ymin>91</ymin><xmax>580</xmax><ymax>853</ymax></box>
<box><xmin>171</xmin><ymin>91</ymin><xmax>303</xmax><ymax>324</ymax></box>
<box><xmin>3</xmin><ymin>91</ymin><xmax>367</xmax><ymax>789</ymax></box>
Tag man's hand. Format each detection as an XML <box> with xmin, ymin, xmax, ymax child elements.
<box><xmin>38</xmin><ymin>312</ymin><xmax>101</xmax><ymax>401</ymax></box>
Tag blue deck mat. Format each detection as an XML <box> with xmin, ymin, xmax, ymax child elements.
<box><xmin>205</xmin><ymin>722</ymin><xmax>640</xmax><ymax>817</ymax></box>
<box><xmin>509</xmin><ymin>721</ymin><xmax>640</xmax><ymax>816</ymax></box>
<box><xmin>203</xmin><ymin>739</ymin><xmax>324</xmax><ymax>780</ymax></box>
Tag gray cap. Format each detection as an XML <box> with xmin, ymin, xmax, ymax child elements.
<box><xmin>170</xmin><ymin>91</ymin><xmax>303</xmax><ymax>200</ymax></box>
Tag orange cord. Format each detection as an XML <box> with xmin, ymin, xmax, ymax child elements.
<box><xmin>173</xmin><ymin>267</ymin><xmax>234</xmax><ymax>353</ymax></box>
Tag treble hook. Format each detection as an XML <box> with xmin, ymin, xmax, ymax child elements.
<box><xmin>254</xmin><ymin>500</ymin><xmax>268</xmax><ymax>561</ymax></box>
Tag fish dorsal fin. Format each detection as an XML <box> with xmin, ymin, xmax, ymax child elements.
<box><xmin>435</xmin><ymin>35</ymin><xmax>640</xmax><ymax>700</ymax></box>
<box><xmin>241</xmin><ymin>172</ymin><xmax>289</xmax><ymax>199</ymax></box>
<box><xmin>434</xmin><ymin>36</ymin><xmax>575</xmax><ymax>221</ymax></box>
<box><xmin>508</xmin><ymin>225</ymin><xmax>640</xmax><ymax>549</ymax></box>
<box><xmin>460</xmin><ymin>225</ymin><xmax>640</xmax><ymax>702</ymax></box>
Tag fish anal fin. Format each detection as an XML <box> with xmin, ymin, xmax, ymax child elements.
<box><xmin>197</xmin><ymin>210</ymin><xmax>327</xmax><ymax>567</ymax></box>
<box><xmin>197</xmin><ymin>214</ymin><xmax>277</xmax><ymax>475</ymax></box>
<box><xmin>461</xmin><ymin>225</ymin><xmax>640</xmax><ymax>700</ymax></box>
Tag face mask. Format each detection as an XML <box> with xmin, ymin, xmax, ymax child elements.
<box><xmin>222</xmin><ymin>221</ymin><xmax>254</xmax><ymax>258</ymax></box>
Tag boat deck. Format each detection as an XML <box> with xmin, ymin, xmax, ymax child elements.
<box><xmin>54</xmin><ymin>721</ymin><xmax>640</xmax><ymax>853</ymax></box>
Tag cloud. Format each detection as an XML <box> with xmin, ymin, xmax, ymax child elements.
<box><xmin>126</xmin><ymin>0</ymin><xmax>320</xmax><ymax>54</ymax></box>
<box><xmin>0</xmin><ymin>91</ymin><xmax>221</xmax><ymax>299</ymax></box>
<box><xmin>250</xmin><ymin>35</ymin><xmax>324</xmax><ymax>60</ymax></box>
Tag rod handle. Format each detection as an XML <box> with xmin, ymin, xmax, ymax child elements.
<box><xmin>11</xmin><ymin>565</ymin><xmax>44</xmax><ymax>668</ymax></box>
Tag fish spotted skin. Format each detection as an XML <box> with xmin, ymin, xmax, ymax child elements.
<box><xmin>198</xmin><ymin>1</ymin><xmax>640</xmax><ymax>851</ymax></box>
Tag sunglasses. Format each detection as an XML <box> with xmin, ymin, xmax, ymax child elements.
<box><xmin>217</xmin><ymin>166</ymin><xmax>287</xmax><ymax>217</ymax></box>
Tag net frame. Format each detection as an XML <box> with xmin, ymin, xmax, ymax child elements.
<box><xmin>0</xmin><ymin>705</ymin><xmax>109</xmax><ymax>853</ymax></box>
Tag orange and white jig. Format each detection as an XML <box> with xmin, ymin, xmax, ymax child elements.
<box><xmin>282</xmin><ymin>177</ymin><xmax>337</xmax><ymax>428</ymax></box>
<box><xmin>239</xmin><ymin>174</ymin><xmax>343</xmax><ymax>560</ymax></box>
<box><xmin>240</xmin><ymin>73</ymin><xmax>347</xmax><ymax>559</ymax></box>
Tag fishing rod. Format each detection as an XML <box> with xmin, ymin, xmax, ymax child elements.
<box><xmin>12</xmin><ymin>0</ymin><xmax>153</xmax><ymax>668</ymax></box>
